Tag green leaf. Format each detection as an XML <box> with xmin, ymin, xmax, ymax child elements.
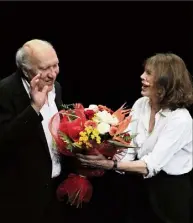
<box><xmin>129</xmin><ymin>133</ymin><xmax>138</xmax><ymax>139</ymax></box>
<box><xmin>58</xmin><ymin>131</ymin><xmax>71</xmax><ymax>143</ymax></box>
<box><xmin>72</xmin><ymin>142</ymin><xmax>83</xmax><ymax>149</ymax></box>
<box><xmin>66</xmin><ymin>144</ymin><xmax>74</xmax><ymax>152</ymax></box>
<box><xmin>107</xmin><ymin>140</ymin><xmax>139</xmax><ymax>148</ymax></box>
<box><xmin>58</xmin><ymin>131</ymin><xmax>74</xmax><ymax>151</ymax></box>
<box><xmin>61</xmin><ymin>111</ymin><xmax>79</xmax><ymax>122</ymax></box>
<box><xmin>52</xmin><ymin>139</ymin><xmax>57</xmax><ymax>148</ymax></box>
<box><xmin>116</xmin><ymin>130</ymin><xmax>130</xmax><ymax>137</ymax></box>
<box><xmin>61</xmin><ymin>104</ymin><xmax>75</xmax><ymax>110</ymax></box>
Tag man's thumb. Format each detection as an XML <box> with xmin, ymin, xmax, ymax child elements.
<box><xmin>42</xmin><ymin>85</ymin><xmax>49</xmax><ymax>94</ymax></box>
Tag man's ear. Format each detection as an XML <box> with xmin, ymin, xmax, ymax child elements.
<box><xmin>22</xmin><ymin>68</ymin><xmax>29</xmax><ymax>78</ymax></box>
<box><xmin>21</xmin><ymin>68</ymin><xmax>31</xmax><ymax>83</ymax></box>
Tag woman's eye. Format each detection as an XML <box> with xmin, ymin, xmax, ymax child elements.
<box><xmin>146</xmin><ymin>70</ymin><xmax>151</xmax><ymax>75</ymax></box>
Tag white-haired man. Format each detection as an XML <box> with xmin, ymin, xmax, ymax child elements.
<box><xmin>0</xmin><ymin>39</ymin><xmax>68</xmax><ymax>223</ymax></box>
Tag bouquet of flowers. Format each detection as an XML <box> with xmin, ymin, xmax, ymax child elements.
<box><xmin>49</xmin><ymin>103</ymin><xmax>136</xmax><ymax>207</ymax></box>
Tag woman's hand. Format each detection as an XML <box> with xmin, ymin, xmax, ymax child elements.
<box><xmin>76</xmin><ymin>153</ymin><xmax>106</xmax><ymax>160</ymax></box>
<box><xmin>113</xmin><ymin>147</ymin><xmax>128</xmax><ymax>161</ymax></box>
<box><xmin>76</xmin><ymin>153</ymin><xmax>114</xmax><ymax>170</ymax></box>
<box><xmin>75</xmin><ymin>147</ymin><xmax>127</xmax><ymax>170</ymax></box>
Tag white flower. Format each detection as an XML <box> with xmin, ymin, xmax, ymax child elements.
<box><xmin>97</xmin><ymin>122</ymin><xmax>110</xmax><ymax>134</ymax></box>
<box><xmin>85</xmin><ymin>104</ymin><xmax>99</xmax><ymax>112</ymax></box>
<box><xmin>95</xmin><ymin>110</ymin><xmax>118</xmax><ymax>125</ymax></box>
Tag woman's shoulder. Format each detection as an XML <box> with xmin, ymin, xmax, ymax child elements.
<box><xmin>166</xmin><ymin>108</ymin><xmax>193</xmax><ymax>130</ymax></box>
<box><xmin>171</xmin><ymin>108</ymin><xmax>192</xmax><ymax>121</ymax></box>
<box><xmin>164</xmin><ymin>109</ymin><xmax>193</xmax><ymax>139</ymax></box>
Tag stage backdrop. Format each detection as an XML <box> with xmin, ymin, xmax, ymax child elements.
<box><xmin>0</xmin><ymin>2</ymin><xmax>193</xmax><ymax>223</ymax></box>
<box><xmin>0</xmin><ymin>2</ymin><xmax>192</xmax><ymax>111</ymax></box>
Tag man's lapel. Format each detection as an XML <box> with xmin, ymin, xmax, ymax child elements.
<box><xmin>12</xmin><ymin>71</ymin><xmax>51</xmax><ymax>159</ymax></box>
<box><xmin>12</xmin><ymin>71</ymin><xmax>31</xmax><ymax>113</ymax></box>
<box><xmin>54</xmin><ymin>81</ymin><xmax>63</xmax><ymax>110</ymax></box>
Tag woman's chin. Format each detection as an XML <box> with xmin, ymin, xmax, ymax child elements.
<box><xmin>141</xmin><ymin>90</ymin><xmax>148</xmax><ymax>97</ymax></box>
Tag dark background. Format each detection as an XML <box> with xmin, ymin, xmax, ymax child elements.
<box><xmin>0</xmin><ymin>1</ymin><xmax>192</xmax><ymax>222</ymax></box>
<box><xmin>0</xmin><ymin>1</ymin><xmax>192</xmax><ymax>111</ymax></box>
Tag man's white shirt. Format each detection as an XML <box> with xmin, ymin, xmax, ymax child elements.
<box><xmin>22</xmin><ymin>78</ymin><xmax>61</xmax><ymax>178</ymax></box>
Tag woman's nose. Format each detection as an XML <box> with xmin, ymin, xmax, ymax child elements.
<box><xmin>140</xmin><ymin>72</ymin><xmax>146</xmax><ymax>80</ymax></box>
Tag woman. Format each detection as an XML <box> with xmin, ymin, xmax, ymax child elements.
<box><xmin>78</xmin><ymin>53</ymin><xmax>193</xmax><ymax>223</ymax></box>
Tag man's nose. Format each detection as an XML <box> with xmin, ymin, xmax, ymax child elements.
<box><xmin>48</xmin><ymin>67</ymin><xmax>55</xmax><ymax>77</ymax></box>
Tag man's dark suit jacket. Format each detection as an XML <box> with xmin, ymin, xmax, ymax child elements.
<box><xmin>0</xmin><ymin>70</ymin><xmax>66</xmax><ymax>223</ymax></box>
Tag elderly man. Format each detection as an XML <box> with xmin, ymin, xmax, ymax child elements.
<box><xmin>0</xmin><ymin>39</ymin><xmax>66</xmax><ymax>223</ymax></box>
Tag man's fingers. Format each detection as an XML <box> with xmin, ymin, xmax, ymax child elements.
<box><xmin>30</xmin><ymin>76</ymin><xmax>40</xmax><ymax>89</ymax></box>
<box><xmin>31</xmin><ymin>73</ymin><xmax>40</xmax><ymax>82</ymax></box>
<box><xmin>30</xmin><ymin>72</ymin><xmax>42</xmax><ymax>87</ymax></box>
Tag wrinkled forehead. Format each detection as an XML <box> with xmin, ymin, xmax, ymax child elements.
<box><xmin>26</xmin><ymin>45</ymin><xmax>59</xmax><ymax>69</ymax></box>
<box><xmin>36</xmin><ymin>50</ymin><xmax>59</xmax><ymax>69</ymax></box>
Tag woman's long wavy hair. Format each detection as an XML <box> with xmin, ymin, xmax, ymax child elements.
<box><xmin>144</xmin><ymin>53</ymin><xmax>193</xmax><ymax>110</ymax></box>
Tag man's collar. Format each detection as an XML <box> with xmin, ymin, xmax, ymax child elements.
<box><xmin>21</xmin><ymin>77</ymin><xmax>56</xmax><ymax>99</ymax></box>
<box><xmin>21</xmin><ymin>77</ymin><xmax>31</xmax><ymax>98</ymax></box>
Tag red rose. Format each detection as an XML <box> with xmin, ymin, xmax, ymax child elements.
<box><xmin>84</xmin><ymin>109</ymin><xmax>95</xmax><ymax>119</ymax></box>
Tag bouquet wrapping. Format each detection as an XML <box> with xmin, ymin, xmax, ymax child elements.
<box><xmin>49</xmin><ymin>103</ymin><xmax>136</xmax><ymax>207</ymax></box>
